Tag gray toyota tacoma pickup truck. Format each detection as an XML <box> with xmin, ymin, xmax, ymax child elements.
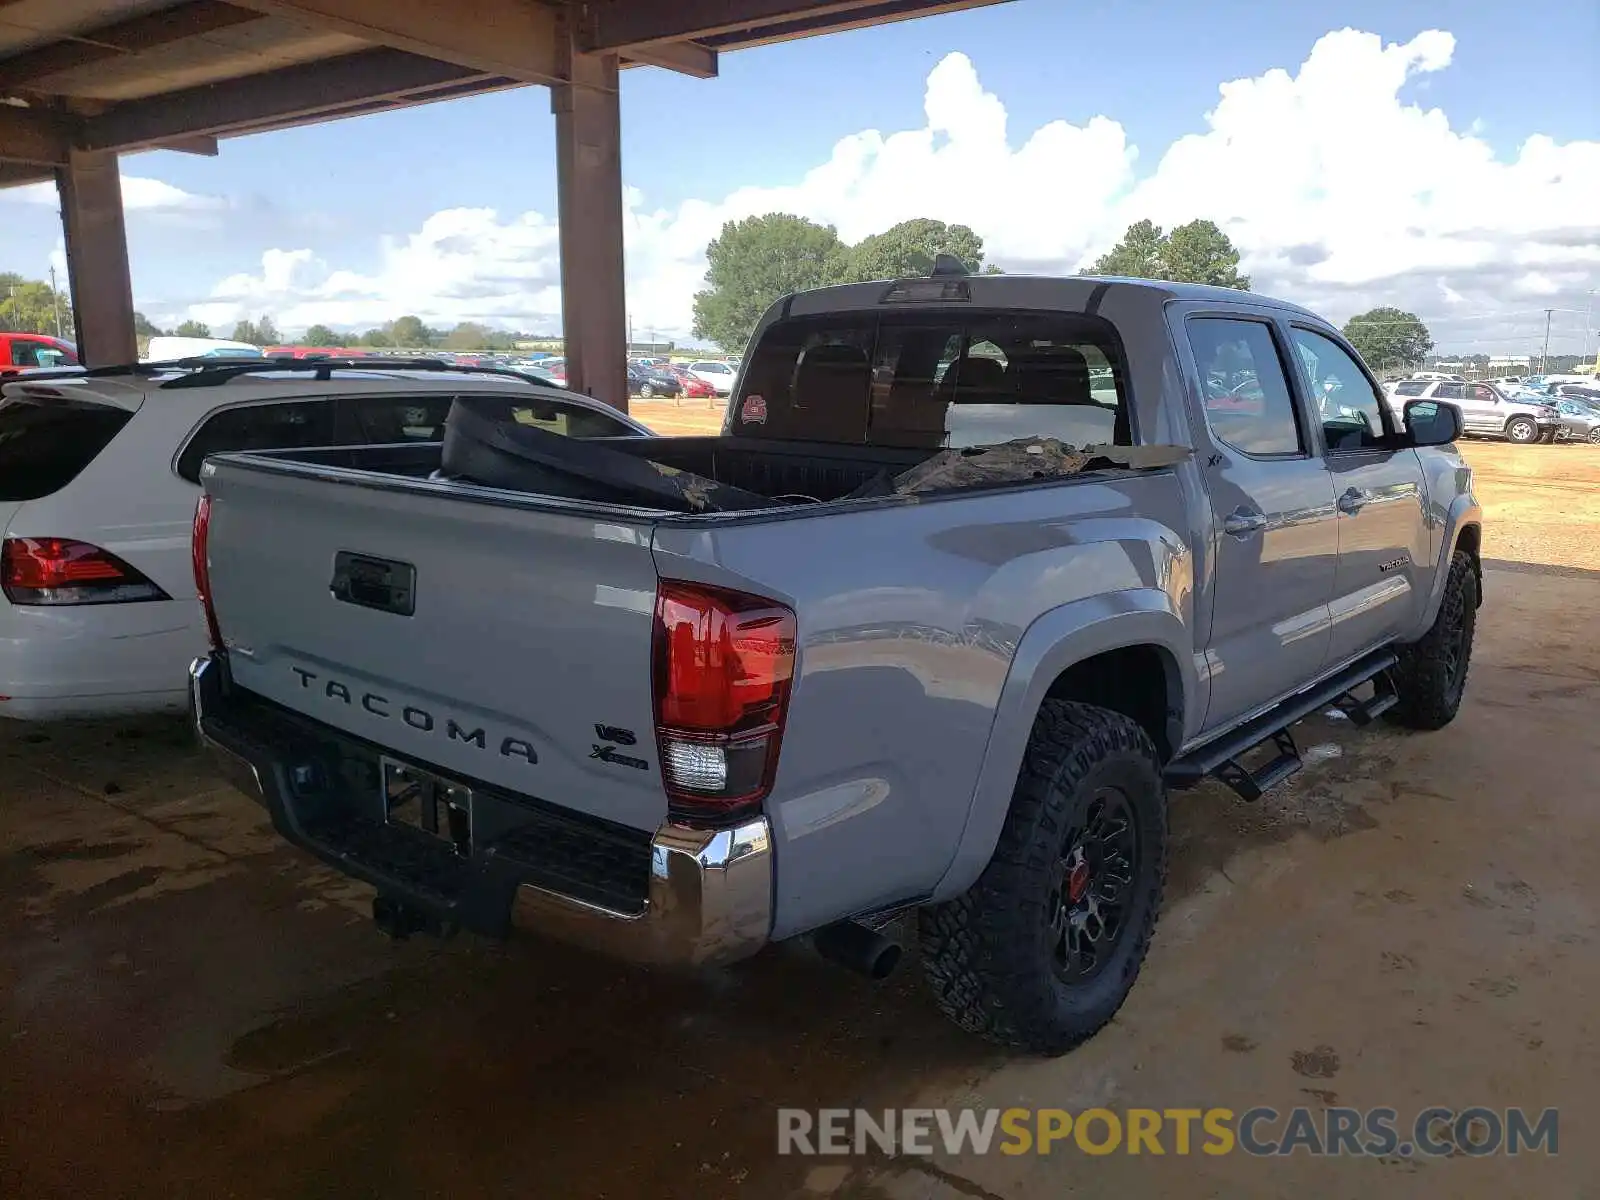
<box><xmin>189</xmin><ymin>268</ymin><xmax>1482</xmax><ymax>1054</ymax></box>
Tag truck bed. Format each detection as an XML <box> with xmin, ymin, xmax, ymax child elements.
<box><xmin>282</xmin><ymin>436</ymin><xmax>937</xmax><ymax>506</ymax></box>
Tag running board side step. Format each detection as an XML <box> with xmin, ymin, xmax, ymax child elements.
<box><xmin>1166</xmin><ymin>651</ymin><xmax>1399</xmax><ymax>802</ymax></box>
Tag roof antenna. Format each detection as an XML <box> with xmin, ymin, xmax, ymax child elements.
<box><xmin>930</xmin><ymin>253</ymin><xmax>969</xmax><ymax>278</ymax></box>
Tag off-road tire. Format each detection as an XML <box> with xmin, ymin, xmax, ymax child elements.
<box><xmin>1505</xmin><ymin>416</ymin><xmax>1538</xmax><ymax>443</ymax></box>
<box><xmin>1386</xmin><ymin>549</ymin><xmax>1478</xmax><ymax>731</ymax></box>
<box><xmin>918</xmin><ymin>701</ymin><xmax>1167</xmax><ymax>1055</ymax></box>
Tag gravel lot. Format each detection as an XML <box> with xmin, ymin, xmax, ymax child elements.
<box><xmin>3</xmin><ymin>433</ymin><xmax>1597</xmax><ymax>1198</ymax></box>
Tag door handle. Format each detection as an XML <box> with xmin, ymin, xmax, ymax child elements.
<box><xmin>1337</xmin><ymin>487</ymin><xmax>1369</xmax><ymax>515</ymax></box>
<box><xmin>1223</xmin><ymin>507</ymin><xmax>1268</xmax><ymax>537</ymax></box>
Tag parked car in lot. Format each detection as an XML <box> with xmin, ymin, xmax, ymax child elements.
<box><xmin>145</xmin><ymin>336</ymin><xmax>265</xmax><ymax>363</ymax></box>
<box><xmin>0</xmin><ymin>360</ymin><xmax>651</xmax><ymax>721</ymax></box>
<box><xmin>1552</xmin><ymin>396</ymin><xmax>1600</xmax><ymax>444</ymax></box>
<box><xmin>0</xmin><ymin>332</ymin><xmax>79</xmax><ymax>376</ymax></box>
<box><xmin>667</xmin><ymin>366</ymin><xmax>718</xmax><ymax>399</ymax></box>
<box><xmin>685</xmin><ymin>359</ymin><xmax>738</xmax><ymax>394</ymax></box>
<box><xmin>626</xmin><ymin>365</ymin><xmax>682</xmax><ymax>399</ymax></box>
<box><xmin>1386</xmin><ymin>378</ymin><xmax>1557</xmax><ymax>442</ymax></box>
<box><xmin>188</xmin><ymin>271</ymin><xmax>1481</xmax><ymax>1054</ymax></box>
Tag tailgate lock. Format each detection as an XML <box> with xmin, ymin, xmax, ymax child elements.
<box><xmin>330</xmin><ymin>551</ymin><xmax>416</xmax><ymax>616</ymax></box>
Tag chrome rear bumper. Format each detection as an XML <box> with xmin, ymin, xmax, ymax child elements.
<box><xmin>189</xmin><ymin>654</ymin><xmax>773</xmax><ymax>966</ymax></box>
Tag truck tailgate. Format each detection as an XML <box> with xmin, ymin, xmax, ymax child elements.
<box><xmin>203</xmin><ymin>460</ymin><xmax>669</xmax><ymax>833</ymax></box>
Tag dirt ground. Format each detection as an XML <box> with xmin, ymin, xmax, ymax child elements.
<box><xmin>3</xmin><ymin>436</ymin><xmax>1597</xmax><ymax>1198</ymax></box>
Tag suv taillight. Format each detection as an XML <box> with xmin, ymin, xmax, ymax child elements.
<box><xmin>191</xmin><ymin>495</ymin><xmax>223</xmax><ymax>651</ymax></box>
<box><xmin>1</xmin><ymin>537</ymin><xmax>169</xmax><ymax>606</ymax></box>
<box><xmin>653</xmin><ymin>580</ymin><xmax>796</xmax><ymax>821</ymax></box>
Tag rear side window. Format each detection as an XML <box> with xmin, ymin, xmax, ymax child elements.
<box><xmin>1186</xmin><ymin>317</ymin><xmax>1303</xmax><ymax>456</ymax></box>
<box><xmin>1434</xmin><ymin>383</ymin><xmax>1466</xmax><ymax>400</ymax></box>
<box><xmin>341</xmin><ymin>395</ymin><xmax>452</xmax><ymax>442</ymax></box>
<box><xmin>733</xmin><ymin>311</ymin><xmax>1130</xmax><ymax>449</ymax></box>
<box><xmin>1393</xmin><ymin>381</ymin><xmax>1429</xmax><ymax>397</ymax></box>
<box><xmin>176</xmin><ymin>400</ymin><xmax>336</xmax><ymax>483</ymax></box>
<box><xmin>457</xmin><ymin>393</ymin><xmax>638</xmax><ymax>439</ymax></box>
<box><xmin>0</xmin><ymin>397</ymin><xmax>132</xmax><ymax>500</ymax></box>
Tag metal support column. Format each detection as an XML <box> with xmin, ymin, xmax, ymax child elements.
<box><xmin>552</xmin><ymin>48</ymin><xmax>627</xmax><ymax>411</ymax></box>
<box><xmin>56</xmin><ymin>148</ymin><xmax>137</xmax><ymax>366</ymax></box>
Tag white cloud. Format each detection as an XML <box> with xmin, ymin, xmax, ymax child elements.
<box><xmin>1</xmin><ymin>174</ymin><xmax>224</xmax><ymax>212</ymax></box>
<box><xmin>182</xmin><ymin>27</ymin><xmax>1600</xmax><ymax>352</ymax></box>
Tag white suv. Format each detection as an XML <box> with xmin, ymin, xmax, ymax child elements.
<box><xmin>1385</xmin><ymin>378</ymin><xmax>1559</xmax><ymax>444</ymax></box>
<box><xmin>0</xmin><ymin>361</ymin><xmax>650</xmax><ymax>720</ymax></box>
<box><xmin>687</xmin><ymin>360</ymin><xmax>739</xmax><ymax>395</ymax></box>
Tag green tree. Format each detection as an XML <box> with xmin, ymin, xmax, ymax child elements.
<box><xmin>1086</xmin><ymin>218</ymin><xmax>1251</xmax><ymax>289</ymax></box>
<box><xmin>388</xmin><ymin>315</ymin><xmax>432</xmax><ymax>348</ymax></box>
<box><xmin>1087</xmin><ymin>219</ymin><xmax>1167</xmax><ymax>279</ymax></box>
<box><xmin>444</xmin><ymin>321</ymin><xmax>492</xmax><ymax>350</ymax></box>
<box><xmin>133</xmin><ymin>312</ymin><xmax>165</xmax><ymax>339</ymax></box>
<box><xmin>1162</xmin><ymin>219</ymin><xmax>1250</xmax><ymax>289</ymax></box>
<box><xmin>0</xmin><ymin>273</ymin><xmax>73</xmax><ymax>338</ymax></box>
<box><xmin>303</xmin><ymin>323</ymin><xmax>341</xmax><ymax>347</ymax></box>
<box><xmin>692</xmin><ymin>214</ymin><xmax>847</xmax><ymax>352</ymax></box>
<box><xmin>845</xmin><ymin>218</ymin><xmax>987</xmax><ymax>279</ymax></box>
<box><xmin>229</xmin><ymin>315</ymin><xmax>280</xmax><ymax>345</ymax></box>
<box><xmin>1342</xmin><ymin>307</ymin><xmax>1434</xmax><ymax>373</ymax></box>
<box><xmin>360</xmin><ymin>327</ymin><xmax>394</xmax><ymax>348</ymax></box>
<box><xmin>173</xmin><ymin>319</ymin><xmax>212</xmax><ymax>338</ymax></box>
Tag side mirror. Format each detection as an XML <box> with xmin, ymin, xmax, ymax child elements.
<box><xmin>1404</xmin><ymin>399</ymin><xmax>1462</xmax><ymax>446</ymax></box>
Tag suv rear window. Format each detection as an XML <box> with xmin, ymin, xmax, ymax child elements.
<box><xmin>733</xmin><ymin>311</ymin><xmax>1130</xmax><ymax>449</ymax></box>
<box><xmin>0</xmin><ymin>396</ymin><xmax>132</xmax><ymax>500</ymax></box>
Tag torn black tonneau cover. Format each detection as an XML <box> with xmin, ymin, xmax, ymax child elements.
<box><xmin>440</xmin><ymin>395</ymin><xmax>779</xmax><ymax>513</ymax></box>
<box><xmin>440</xmin><ymin>398</ymin><xmax>1189</xmax><ymax>514</ymax></box>
<box><xmin>890</xmin><ymin>439</ymin><xmax>1190</xmax><ymax>495</ymax></box>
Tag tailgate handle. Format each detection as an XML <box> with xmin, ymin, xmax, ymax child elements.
<box><xmin>330</xmin><ymin>552</ymin><xmax>416</xmax><ymax>616</ymax></box>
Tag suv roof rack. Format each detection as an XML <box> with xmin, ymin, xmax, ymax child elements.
<box><xmin>144</xmin><ymin>356</ymin><xmax>553</xmax><ymax>390</ymax></box>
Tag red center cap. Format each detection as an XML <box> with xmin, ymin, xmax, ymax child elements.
<box><xmin>1067</xmin><ymin>860</ymin><xmax>1091</xmax><ymax>904</ymax></box>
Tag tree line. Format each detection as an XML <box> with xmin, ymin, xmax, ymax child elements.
<box><xmin>689</xmin><ymin>215</ymin><xmax>1446</xmax><ymax>376</ymax></box>
<box><xmin>689</xmin><ymin>215</ymin><xmax>1256</xmax><ymax>352</ymax></box>
<box><xmin>0</xmin><ymin>272</ymin><xmax>73</xmax><ymax>339</ymax></box>
<box><xmin>144</xmin><ymin>313</ymin><xmax>542</xmax><ymax>352</ymax></box>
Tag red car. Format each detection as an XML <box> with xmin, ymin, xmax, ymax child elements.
<box><xmin>0</xmin><ymin>333</ymin><xmax>78</xmax><ymax>376</ymax></box>
<box><xmin>669</xmin><ymin>366</ymin><xmax>717</xmax><ymax>399</ymax></box>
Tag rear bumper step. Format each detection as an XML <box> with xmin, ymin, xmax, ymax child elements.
<box><xmin>189</xmin><ymin>654</ymin><xmax>773</xmax><ymax>966</ymax></box>
<box><xmin>1166</xmin><ymin>651</ymin><xmax>1398</xmax><ymax>802</ymax></box>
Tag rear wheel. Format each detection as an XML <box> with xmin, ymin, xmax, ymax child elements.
<box><xmin>639</xmin><ymin>383</ymin><xmax>655</xmax><ymax>399</ymax></box>
<box><xmin>1386</xmin><ymin>549</ymin><xmax>1477</xmax><ymax>730</ymax></box>
<box><xmin>919</xmin><ymin>701</ymin><xmax>1167</xmax><ymax>1055</ymax></box>
<box><xmin>1505</xmin><ymin>416</ymin><xmax>1538</xmax><ymax>443</ymax></box>
<box><xmin>1588</xmin><ymin>428</ymin><xmax>1600</xmax><ymax>445</ymax></box>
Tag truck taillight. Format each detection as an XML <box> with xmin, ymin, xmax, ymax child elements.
<box><xmin>1</xmin><ymin>537</ymin><xmax>169</xmax><ymax>606</ymax></box>
<box><xmin>653</xmin><ymin>580</ymin><xmax>796</xmax><ymax>821</ymax></box>
<box><xmin>192</xmin><ymin>495</ymin><xmax>223</xmax><ymax>651</ymax></box>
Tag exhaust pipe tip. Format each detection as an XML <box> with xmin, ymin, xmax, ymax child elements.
<box><xmin>813</xmin><ymin>920</ymin><xmax>903</xmax><ymax>981</ymax></box>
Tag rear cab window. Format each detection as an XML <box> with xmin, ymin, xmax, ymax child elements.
<box><xmin>0</xmin><ymin>394</ymin><xmax>132</xmax><ymax>500</ymax></box>
<box><xmin>732</xmin><ymin>311</ymin><xmax>1131</xmax><ymax>449</ymax></box>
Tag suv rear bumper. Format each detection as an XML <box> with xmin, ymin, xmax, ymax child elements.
<box><xmin>189</xmin><ymin>654</ymin><xmax>773</xmax><ymax>966</ymax></box>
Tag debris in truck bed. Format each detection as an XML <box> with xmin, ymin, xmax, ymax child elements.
<box><xmin>890</xmin><ymin>438</ymin><xmax>1190</xmax><ymax>495</ymax></box>
<box><xmin>647</xmin><ymin>461</ymin><xmax>718</xmax><ymax>511</ymax></box>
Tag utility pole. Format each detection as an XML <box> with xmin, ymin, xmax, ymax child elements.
<box><xmin>48</xmin><ymin>265</ymin><xmax>63</xmax><ymax>338</ymax></box>
<box><xmin>1541</xmin><ymin>308</ymin><xmax>1554</xmax><ymax>372</ymax></box>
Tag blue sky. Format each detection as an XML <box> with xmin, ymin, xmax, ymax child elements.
<box><xmin>2</xmin><ymin>0</ymin><xmax>1596</xmax><ymax>351</ymax></box>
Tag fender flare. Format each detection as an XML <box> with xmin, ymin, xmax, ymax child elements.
<box><xmin>928</xmin><ymin>590</ymin><xmax>1195</xmax><ymax>903</ymax></box>
<box><xmin>1415</xmin><ymin>498</ymin><xmax>1483</xmax><ymax>635</ymax></box>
